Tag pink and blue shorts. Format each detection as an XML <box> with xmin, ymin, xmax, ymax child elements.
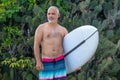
<box><xmin>39</xmin><ymin>55</ymin><xmax>67</xmax><ymax>80</ymax></box>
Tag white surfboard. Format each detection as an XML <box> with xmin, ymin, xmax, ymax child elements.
<box><xmin>63</xmin><ymin>25</ymin><xmax>99</xmax><ymax>74</ymax></box>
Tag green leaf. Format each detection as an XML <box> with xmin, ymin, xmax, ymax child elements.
<box><xmin>26</xmin><ymin>74</ymin><xmax>33</xmax><ymax>80</ymax></box>
<box><xmin>33</xmin><ymin>5</ymin><xmax>44</xmax><ymax>17</ymax></box>
<box><xmin>77</xmin><ymin>72</ymin><xmax>85</xmax><ymax>80</ymax></box>
<box><xmin>106</xmin><ymin>30</ymin><xmax>114</xmax><ymax>38</ymax></box>
<box><xmin>2</xmin><ymin>72</ymin><xmax>11</xmax><ymax>80</ymax></box>
<box><xmin>109</xmin><ymin>57</ymin><xmax>120</xmax><ymax>76</ymax></box>
<box><xmin>102</xmin><ymin>19</ymin><xmax>108</xmax><ymax>30</ymax></box>
<box><xmin>104</xmin><ymin>76</ymin><xmax>112</xmax><ymax>80</ymax></box>
<box><xmin>103</xmin><ymin>2</ymin><xmax>113</xmax><ymax>11</ymax></box>
<box><xmin>87</xmin><ymin>77</ymin><xmax>92</xmax><ymax>80</ymax></box>
<box><xmin>94</xmin><ymin>5</ymin><xmax>102</xmax><ymax>13</ymax></box>
<box><xmin>98</xmin><ymin>57</ymin><xmax>113</xmax><ymax>73</ymax></box>
<box><xmin>92</xmin><ymin>20</ymin><xmax>99</xmax><ymax>27</ymax></box>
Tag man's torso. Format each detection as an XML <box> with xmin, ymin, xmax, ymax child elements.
<box><xmin>40</xmin><ymin>23</ymin><xmax>65</xmax><ymax>58</ymax></box>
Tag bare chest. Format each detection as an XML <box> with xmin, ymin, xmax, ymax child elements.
<box><xmin>43</xmin><ymin>28</ymin><xmax>63</xmax><ymax>39</ymax></box>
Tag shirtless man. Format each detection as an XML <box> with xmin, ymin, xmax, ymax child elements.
<box><xmin>34</xmin><ymin>6</ymin><xmax>68</xmax><ymax>80</ymax></box>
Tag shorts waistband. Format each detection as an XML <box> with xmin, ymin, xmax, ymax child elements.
<box><xmin>42</xmin><ymin>55</ymin><xmax>64</xmax><ymax>62</ymax></box>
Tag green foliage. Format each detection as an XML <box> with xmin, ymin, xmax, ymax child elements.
<box><xmin>2</xmin><ymin>26</ymin><xmax>22</xmax><ymax>47</ymax></box>
<box><xmin>0</xmin><ymin>0</ymin><xmax>20</xmax><ymax>23</ymax></box>
<box><xmin>1</xmin><ymin>56</ymin><xmax>36</xmax><ymax>80</ymax></box>
<box><xmin>1</xmin><ymin>56</ymin><xmax>33</xmax><ymax>69</ymax></box>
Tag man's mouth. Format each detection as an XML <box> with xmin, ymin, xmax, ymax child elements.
<box><xmin>48</xmin><ymin>17</ymin><xmax>55</xmax><ymax>23</ymax></box>
<box><xmin>49</xmin><ymin>17</ymin><xmax>54</xmax><ymax>21</ymax></box>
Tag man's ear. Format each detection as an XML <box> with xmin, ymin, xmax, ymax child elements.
<box><xmin>58</xmin><ymin>13</ymin><xmax>60</xmax><ymax>18</ymax></box>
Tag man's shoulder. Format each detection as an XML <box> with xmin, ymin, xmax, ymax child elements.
<box><xmin>59</xmin><ymin>25</ymin><xmax>67</xmax><ymax>31</ymax></box>
<box><xmin>58</xmin><ymin>25</ymin><xmax>68</xmax><ymax>35</ymax></box>
<box><xmin>37</xmin><ymin>22</ymin><xmax>48</xmax><ymax>30</ymax></box>
<box><xmin>58</xmin><ymin>24</ymin><xmax>65</xmax><ymax>29</ymax></box>
<box><xmin>38</xmin><ymin>23</ymin><xmax>46</xmax><ymax>28</ymax></box>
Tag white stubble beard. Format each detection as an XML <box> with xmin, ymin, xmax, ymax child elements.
<box><xmin>48</xmin><ymin>17</ymin><xmax>56</xmax><ymax>23</ymax></box>
<box><xmin>48</xmin><ymin>20</ymin><xmax>54</xmax><ymax>23</ymax></box>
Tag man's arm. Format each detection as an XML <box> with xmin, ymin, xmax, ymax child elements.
<box><xmin>64</xmin><ymin>27</ymin><xmax>68</xmax><ymax>36</ymax></box>
<box><xmin>34</xmin><ymin>25</ymin><xmax>43</xmax><ymax>70</ymax></box>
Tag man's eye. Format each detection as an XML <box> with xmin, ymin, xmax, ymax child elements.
<box><xmin>52</xmin><ymin>13</ymin><xmax>55</xmax><ymax>15</ymax></box>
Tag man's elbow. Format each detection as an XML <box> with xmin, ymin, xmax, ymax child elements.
<box><xmin>34</xmin><ymin>43</ymin><xmax>39</xmax><ymax>51</ymax></box>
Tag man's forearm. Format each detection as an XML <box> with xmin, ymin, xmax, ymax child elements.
<box><xmin>34</xmin><ymin>46</ymin><xmax>41</xmax><ymax>63</ymax></box>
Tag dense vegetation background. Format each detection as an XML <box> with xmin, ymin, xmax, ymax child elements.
<box><xmin>0</xmin><ymin>0</ymin><xmax>120</xmax><ymax>80</ymax></box>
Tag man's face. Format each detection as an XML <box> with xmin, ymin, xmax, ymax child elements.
<box><xmin>47</xmin><ymin>7</ymin><xmax>60</xmax><ymax>23</ymax></box>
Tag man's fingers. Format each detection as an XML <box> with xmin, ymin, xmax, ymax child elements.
<box><xmin>36</xmin><ymin>65</ymin><xmax>44</xmax><ymax>71</ymax></box>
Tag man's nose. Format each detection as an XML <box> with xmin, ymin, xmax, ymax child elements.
<box><xmin>50</xmin><ymin>14</ymin><xmax>53</xmax><ymax>17</ymax></box>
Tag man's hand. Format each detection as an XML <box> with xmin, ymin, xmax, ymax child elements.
<box><xmin>36</xmin><ymin>62</ymin><xmax>44</xmax><ymax>71</ymax></box>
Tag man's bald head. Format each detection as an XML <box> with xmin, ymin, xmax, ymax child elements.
<box><xmin>47</xmin><ymin>6</ymin><xmax>60</xmax><ymax>14</ymax></box>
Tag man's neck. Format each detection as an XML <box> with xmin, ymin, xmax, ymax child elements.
<box><xmin>48</xmin><ymin>22</ymin><xmax>58</xmax><ymax>27</ymax></box>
